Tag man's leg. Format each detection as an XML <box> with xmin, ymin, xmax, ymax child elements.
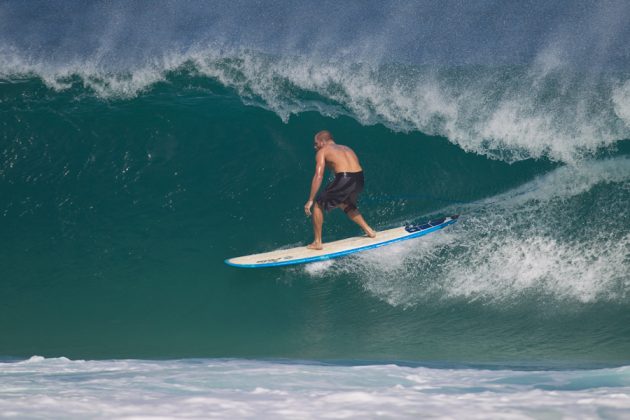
<box><xmin>342</xmin><ymin>205</ymin><xmax>376</xmax><ymax>238</ymax></box>
<box><xmin>307</xmin><ymin>202</ymin><xmax>324</xmax><ymax>250</ymax></box>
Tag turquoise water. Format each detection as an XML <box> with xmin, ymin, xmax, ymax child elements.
<box><xmin>1</xmin><ymin>1</ymin><xmax>630</xmax><ymax>367</ymax></box>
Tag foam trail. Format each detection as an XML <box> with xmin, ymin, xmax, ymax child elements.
<box><xmin>305</xmin><ymin>158</ymin><xmax>630</xmax><ymax>307</ymax></box>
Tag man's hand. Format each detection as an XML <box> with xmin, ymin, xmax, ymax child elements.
<box><xmin>304</xmin><ymin>200</ymin><xmax>314</xmax><ymax>217</ymax></box>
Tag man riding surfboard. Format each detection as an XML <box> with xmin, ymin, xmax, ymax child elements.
<box><xmin>304</xmin><ymin>130</ymin><xmax>376</xmax><ymax>250</ymax></box>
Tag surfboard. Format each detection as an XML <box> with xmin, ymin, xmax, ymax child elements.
<box><xmin>225</xmin><ymin>215</ymin><xmax>459</xmax><ymax>268</ymax></box>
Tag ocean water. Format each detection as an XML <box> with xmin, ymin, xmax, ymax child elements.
<box><xmin>1</xmin><ymin>1</ymin><xmax>630</xmax><ymax>418</ymax></box>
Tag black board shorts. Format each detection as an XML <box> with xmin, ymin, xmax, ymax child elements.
<box><xmin>316</xmin><ymin>171</ymin><xmax>364</xmax><ymax>213</ymax></box>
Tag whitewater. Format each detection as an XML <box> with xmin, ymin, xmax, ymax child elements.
<box><xmin>2</xmin><ymin>357</ymin><xmax>630</xmax><ymax>419</ymax></box>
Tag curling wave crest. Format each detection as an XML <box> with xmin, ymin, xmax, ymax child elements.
<box><xmin>2</xmin><ymin>45</ymin><xmax>629</xmax><ymax>163</ymax></box>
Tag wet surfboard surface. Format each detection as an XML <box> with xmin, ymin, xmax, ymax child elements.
<box><xmin>225</xmin><ymin>215</ymin><xmax>459</xmax><ymax>268</ymax></box>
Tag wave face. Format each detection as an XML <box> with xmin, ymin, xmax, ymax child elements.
<box><xmin>1</xmin><ymin>1</ymin><xmax>630</xmax><ymax>364</ymax></box>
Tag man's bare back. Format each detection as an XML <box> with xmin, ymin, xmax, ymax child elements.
<box><xmin>304</xmin><ymin>130</ymin><xmax>375</xmax><ymax>250</ymax></box>
<box><xmin>321</xmin><ymin>144</ymin><xmax>363</xmax><ymax>174</ymax></box>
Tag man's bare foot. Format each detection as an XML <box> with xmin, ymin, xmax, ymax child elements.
<box><xmin>365</xmin><ymin>228</ymin><xmax>376</xmax><ymax>238</ymax></box>
<box><xmin>307</xmin><ymin>242</ymin><xmax>323</xmax><ymax>250</ymax></box>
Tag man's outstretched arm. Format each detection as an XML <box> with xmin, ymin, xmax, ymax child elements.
<box><xmin>304</xmin><ymin>150</ymin><xmax>325</xmax><ymax>216</ymax></box>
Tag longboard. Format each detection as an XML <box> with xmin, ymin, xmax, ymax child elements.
<box><xmin>225</xmin><ymin>215</ymin><xmax>459</xmax><ymax>268</ymax></box>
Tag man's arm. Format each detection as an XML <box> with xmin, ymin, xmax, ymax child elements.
<box><xmin>304</xmin><ymin>150</ymin><xmax>326</xmax><ymax>216</ymax></box>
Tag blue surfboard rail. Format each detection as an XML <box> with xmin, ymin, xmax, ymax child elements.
<box><xmin>225</xmin><ymin>215</ymin><xmax>459</xmax><ymax>268</ymax></box>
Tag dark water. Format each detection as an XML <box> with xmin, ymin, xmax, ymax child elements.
<box><xmin>1</xmin><ymin>1</ymin><xmax>630</xmax><ymax>367</ymax></box>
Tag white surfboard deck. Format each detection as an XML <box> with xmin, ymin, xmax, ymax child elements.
<box><xmin>225</xmin><ymin>215</ymin><xmax>458</xmax><ymax>268</ymax></box>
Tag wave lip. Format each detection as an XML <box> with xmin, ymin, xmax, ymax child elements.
<box><xmin>2</xmin><ymin>43</ymin><xmax>630</xmax><ymax>163</ymax></box>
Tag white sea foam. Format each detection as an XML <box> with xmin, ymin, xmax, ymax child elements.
<box><xmin>305</xmin><ymin>158</ymin><xmax>630</xmax><ymax>307</ymax></box>
<box><xmin>1</xmin><ymin>357</ymin><xmax>629</xmax><ymax>419</ymax></box>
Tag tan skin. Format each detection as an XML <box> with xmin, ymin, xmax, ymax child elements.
<box><xmin>304</xmin><ymin>132</ymin><xmax>376</xmax><ymax>250</ymax></box>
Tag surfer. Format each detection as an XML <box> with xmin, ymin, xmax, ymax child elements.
<box><xmin>304</xmin><ymin>130</ymin><xmax>376</xmax><ymax>250</ymax></box>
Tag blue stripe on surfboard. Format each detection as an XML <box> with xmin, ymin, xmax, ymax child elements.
<box><xmin>225</xmin><ymin>218</ymin><xmax>457</xmax><ymax>268</ymax></box>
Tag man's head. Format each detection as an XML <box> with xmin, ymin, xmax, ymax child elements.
<box><xmin>314</xmin><ymin>130</ymin><xmax>334</xmax><ymax>151</ymax></box>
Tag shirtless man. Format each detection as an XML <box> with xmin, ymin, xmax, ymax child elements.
<box><xmin>304</xmin><ymin>130</ymin><xmax>376</xmax><ymax>250</ymax></box>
